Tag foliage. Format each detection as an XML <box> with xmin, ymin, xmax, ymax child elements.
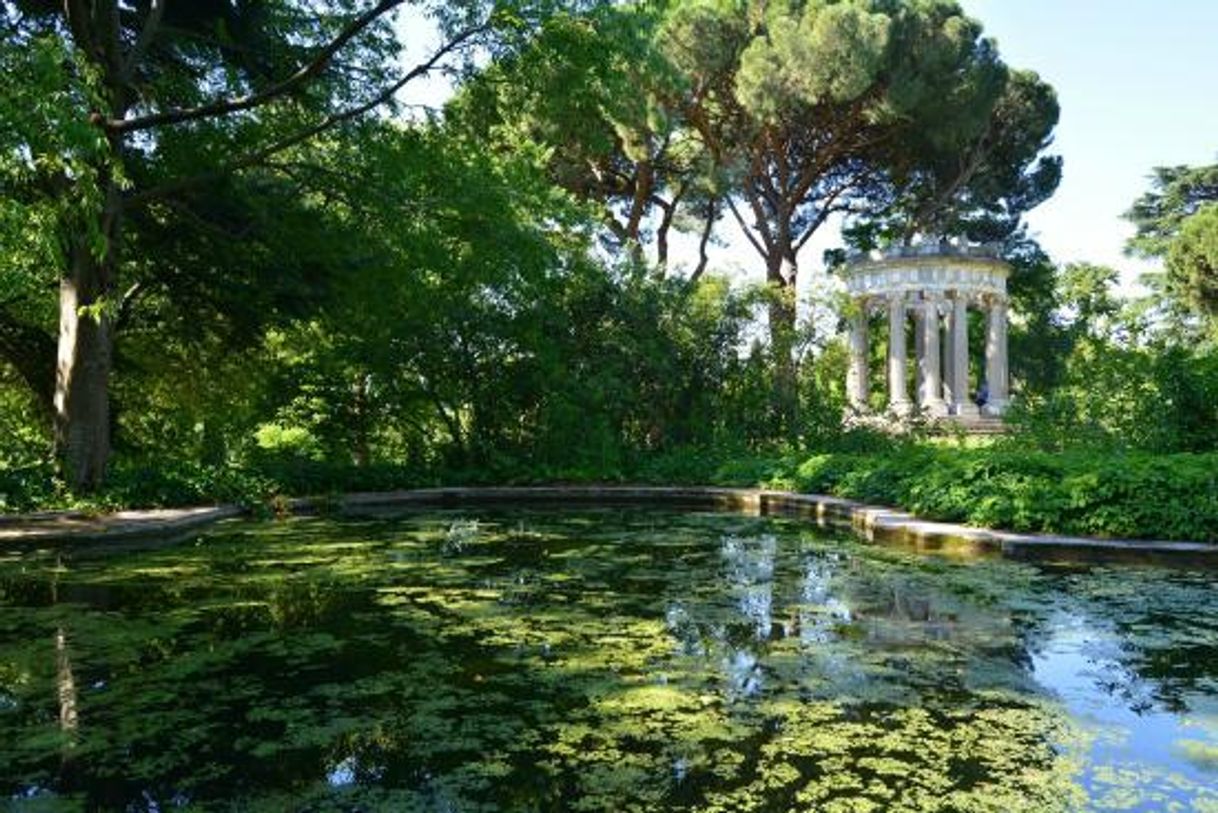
<box><xmin>229</xmin><ymin>122</ymin><xmax>782</xmax><ymax>475</ymax></box>
<box><xmin>1125</xmin><ymin>162</ymin><xmax>1218</xmax><ymax>259</ymax></box>
<box><xmin>783</xmin><ymin>445</ymin><xmax>1218</xmax><ymax>541</ymax></box>
<box><xmin>9</xmin><ymin>427</ymin><xmax>1218</xmax><ymax>542</ymax></box>
<box><xmin>1000</xmin><ymin>256</ymin><xmax>1218</xmax><ymax>454</ymax></box>
<box><xmin>1003</xmin><ymin>233</ymin><xmax>1068</xmax><ymax>394</ymax></box>
<box><xmin>1166</xmin><ymin>203</ymin><xmax>1218</xmax><ymax>318</ymax></box>
<box><xmin>863</xmin><ymin>68</ymin><xmax>1061</xmax><ymax>246</ymax></box>
<box><xmin>0</xmin><ymin>0</ymin><xmax>571</xmax><ymax>490</ymax></box>
<box><xmin>450</xmin><ymin>4</ymin><xmax>703</xmax><ymax>266</ymax></box>
<box><xmin>1005</xmin><ymin>341</ymin><xmax>1218</xmax><ymax>455</ymax></box>
<box><xmin>0</xmin><ymin>0</ymin><xmax>1210</xmax><ymax>549</ymax></box>
<box><xmin>0</xmin><ymin>34</ymin><xmax>105</xmax><ymax>290</ymax></box>
<box><xmin>1125</xmin><ymin>161</ymin><xmax>1218</xmax><ymax>326</ymax></box>
<box><xmin>659</xmin><ymin>0</ymin><xmax>1061</xmax><ymax>264</ymax></box>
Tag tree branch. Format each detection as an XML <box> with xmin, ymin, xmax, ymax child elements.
<box><xmin>127</xmin><ymin>24</ymin><xmax>484</xmax><ymax>208</ymax></box>
<box><xmin>120</xmin><ymin>0</ymin><xmax>164</xmax><ymax>86</ymax></box>
<box><xmin>690</xmin><ymin>198</ymin><xmax>718</xmax><ymax>283</ymax></box>
<box><xmin>909</xmin><ymin>119</ymin><xmax>995</xmax><ymax>236</ymax></box>
<box><xmin>726</xmin><ymin>197</ymin><xmax>768</xmax><ymax>260</ymax></box>
<box><xmin>653</xmin><ymin>188</ymin><xmax>683</xmax><ymax>269</ymax></box>
<box><xmin>115</xmin><ymin>280</ymin><xmax>148</xmax><ymax>332</ymax></box>
<box><xmin>103</xmin><ymin>0</ymin><xmax>123</xmax><ymax>78</ymax></box>
<box><xmin>743</xmin><ymin>184</ymin><xmax>776</xmax><ymax>253</ymax></box>
<box><xmin>793</xmin><ymin>169</ymin><xmax>872</xmax><ymax>252</ymax></box>
<box><xmin>63</xmin><ymin>0</ymin><xmax>97</xmax><ymax>59</ymax></box>
<box><xmin>107</xmin><ymin>0</ymin><xmax>408</xmax><ymax>133</ymax></box>
<box><xmin>624</xmin><ymin>159</ymin><xmax>654</xmax><ymax>240</ymax></box>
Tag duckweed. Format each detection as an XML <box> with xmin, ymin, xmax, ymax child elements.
<box><xmin>2</xmin><ymin>508</ymin><xmax>1216</xmax><ymax>810</ymax></box>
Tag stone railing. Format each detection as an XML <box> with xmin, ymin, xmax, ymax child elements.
<box><xmin>844</xmin><ymin>241</ymin><xmax>1003</xmax><ymax>263</ymax></box>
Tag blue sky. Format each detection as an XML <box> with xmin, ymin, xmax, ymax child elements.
<box><xmin>960</xmin><ymin>0</ymin><xmax>1218</xmax><ymax>286</ymax></box>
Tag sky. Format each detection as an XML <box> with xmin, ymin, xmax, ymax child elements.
<box><xmin>394</xmin><ymin>2</ymin><xmax>1218</xmax><ymax>292</ymax></box>
<box><xmin>959</xmin><ymin>0</ymin><xmax>1218</xmax><ymax>290</ymax></box>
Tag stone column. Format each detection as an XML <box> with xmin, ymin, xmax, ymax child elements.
<box><xmin>887</xmin><ymin>295</ymin><xmax>910</xmax><ymax>414</ymax></box>
<box><xmin>984</xmin><ymin>296</ymin><xmax>1009</xmax><ymax>416</ymax></box>
<box><xmin>846</xmin><ymin>303</ymin><xmax>869</xmax><ymax>412</ymax></box>
<box><xmin>952</xmin><ymin>295</ymin><xmax>978</xmax><ymax>417</ymax></box>
<box><xmin>942</xmin><ymin>301</ymin><xmax>955</xmax><ymax>406</ymax></box>
<box><xmin>918</xmin><ymin>295</ymin><xmax>947</xmax><ymax>416</ymax></box>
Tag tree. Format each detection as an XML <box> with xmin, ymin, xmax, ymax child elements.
<box><xmin>1056</xmin><ymin>262</ymin><xmax>1122</xmax><ymax>340</ymax></box>
<box><xmin>1126</xmin><ymin>162</ymin><xmax>1218</xmax><ymax>259</ymax></box>
<box><xmin>1166</xmin><ymin>204</ymin><xmax>1218</xmax><ymax>318</ymax></box>
<box><xmin>660</xmin><ymin>0</ymin><xmax>1058</xmax><ymax>426</ymax></box>
<box><xmin>1003</xmin><ymin>232</ymin><xmax>1067</xmax><ymax>394</ymax></box>
<box><xmin>451</xmin><ymin>6</ymin><xmax>722</xmax><ymax>274</ymax></box>
<box><xmin>0</xmin><ymin>0</ymin><xmax>509</xmax><ymax>490</ymax></box>
<box><xmin>1125</xmin><ymin>161</ymin><xmax>1218</xmax><ymax>327</ymax></box>
<box><xmin>248</xmin><ymin>121</ymin><xmax>766</xmax><ymax>471</ymax></box>
<box><xmin>863</xmin><ymin>69</ymin><xmax>1060</xmax><ymax>245</ymax></box>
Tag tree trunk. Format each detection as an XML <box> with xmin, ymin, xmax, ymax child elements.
<box><xmin>689</xmin><ymin>200</ymin><xmax>717</xmax><ymax>283</ymax></box>
<box><xmin>351</xmin><ymin>372</ymin><xmax>371</xmax><ymax>467</ymax></box>
<box><xmin>54</xmin><ymin>188</ymin><xmax>120</xmax><ymax>493</ymax></box>
<box><xmin>655</xmin><ymin>198</ymin><xmax>676</xmax><ymax>273</ymax></box>
<box><xmin>766</xmin><ymin>248</ymin><xmax>799</xmax><ymax>432</ymax></box>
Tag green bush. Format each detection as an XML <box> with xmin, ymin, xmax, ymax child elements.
<box><xmin>773</xmin><ymin>447</ymin><xmax>1218</xmax><ymax>541</ymax></box>
<box><xmin>0</xmin><ymin>463</ymin><xmax>60</xmax><ymax>513</ymax></box>
<box><xmin>3</xmin><ymin>441</ymin><xmax>1216</xmax><ymax>543</ymax></box>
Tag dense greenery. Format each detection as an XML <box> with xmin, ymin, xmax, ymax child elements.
<box><xmin>647</xmin><ymin>445</ymin><xmax>1218</xmax><ymax>542</ymax></box>
<box><xmin>1125</xmin><ymin>160</ymin><xmax>1218</xmax><ymax>327</ymax></box>
<box><xmin>4</xmin><ymin>432</ymin><xmax>1217</xmax><ymax>541</ymax></box>
<box><xmin>1</xmin><ymin>1</ymin><xmax>1217</xmax><ymax>542</ymax></box>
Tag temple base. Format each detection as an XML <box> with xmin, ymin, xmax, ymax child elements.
<box><xmin>888</xmin><ymin>399</ymin><xmax>913</xmax><ymax>417</ymax></box>
<box><xmin>952</xmin><ymin>402</ymin><xmax>980</xmax><ymax>418</ymax></box>
<box><xmin>921</xmin><ymin>398</ymin><xmax>949</xmax><ymax>418</ymax></box>
<box><xmin>982</xmin><ymin>399</ymin><xmax>1008</xmax><ymax>417</ymax></box>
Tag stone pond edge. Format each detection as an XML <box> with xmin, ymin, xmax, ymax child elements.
<box><xmin>2</xmin><ymin>486</ymin><xmax>1215</xmax><ymax>564</ymax></box>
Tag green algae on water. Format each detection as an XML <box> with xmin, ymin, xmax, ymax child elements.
<box><xmin>2</xmin><ymin>509</ymin><xmax>1217</xmax><ymax>811</ymax></box>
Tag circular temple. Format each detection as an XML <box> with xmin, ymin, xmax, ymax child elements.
<box><xmin>841</xmin><ymin>243</ymin><xmax>1011</xmax><ymax>421</ymax></box>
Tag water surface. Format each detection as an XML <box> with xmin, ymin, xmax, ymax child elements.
<box><xmin>2</xmin><ymin>508</ymin><xmax>1217</xmax><ymax>811</ymax></box>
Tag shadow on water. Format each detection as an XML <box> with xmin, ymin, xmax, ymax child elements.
<box><xmin>1</xmin><ymin>507</ymin><xmax>1216</xmax><ymax>811</ymax></box>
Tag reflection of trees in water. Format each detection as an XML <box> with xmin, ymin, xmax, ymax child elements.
<box><xmin>1006</xmin><ymin>568</ymin><xmax>1218</xmax><ymax>811</ymax></box>
<box><xmin>662</xmin><ymin>532</ymin><xmax>1034</xmax><ymax>705</ymax></box>
<box><xmin>655</xmin><ymin>531</ymin><xmax>1078</xmax><ymax>811</ymax></box>
<box><xmin>52</xmin><ymin>555</ymin><xmax>79</xmax><ymax>790</ymax></box>
<box><xmin>6</xmin><ymin>513</ymin><xmax>1217</xmax><ymax>811</ymax></box>
<box><xmin>719</xmin><ymin>533</ymin><xmax>774</xmax><ymax>699</ymax></box>
<box><xmin>1096</xmin><ymin>570</ymin><xmax>1218</xmax><ymax>715</ymax></box>
<box><xmin>54</xmin><ymin>627</ymin><xmax>78</xmax><ymax>735</ymax></box>
<box><xmin>1017</xmin><ymin>567</ymin><xmax>1218</xmax><ymax>717</ymax></box>
<box><xmin>664</xmin><ymin>533</ymin><xmax>777</xmax><ymax>699</ymax></box>
<box><xmin>720</xmin><ymin>533</ymin><xmax>776</xmax><ymax>642</ymax></box>
<box><xmin>0</xmin><ymin>538</ymin><xmax>396</xmax><ymax>805</ymax></box>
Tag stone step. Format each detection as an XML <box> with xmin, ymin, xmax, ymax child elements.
<box><xmin>935</xmin><ymin>415</ymin><xmax>1009</xmax><ymax>435</ymax></box>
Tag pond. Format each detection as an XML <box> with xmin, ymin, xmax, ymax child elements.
<box><xmin>2</xmin><ymin>507</ymin><xmax>1218</xmax><ymax>811</ymax></box>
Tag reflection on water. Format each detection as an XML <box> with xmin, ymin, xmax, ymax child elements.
<box><xmin>1029</xmin><ymin>600</ymin><xmax>1218</xmax><ymax>808</ymax></box>
<box><xmin>0</xmin><ymin>508</ymin><xmax>1216</xmax><ymax>811</ymax></box>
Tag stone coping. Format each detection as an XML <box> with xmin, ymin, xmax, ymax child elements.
<box><xmin>0</xmin><ymin>505</ymin><xmax>244</xmax><ymax>546</ymax></box>
<box><xmin>2</xmin><ymin>487</ymin><xmax>1215</xmax><ymax>566</ymax></box>
<box><xmin>845</xmin><ymin>242</ymin><xmax>1004</xmax><ymax>262</ymax></box>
